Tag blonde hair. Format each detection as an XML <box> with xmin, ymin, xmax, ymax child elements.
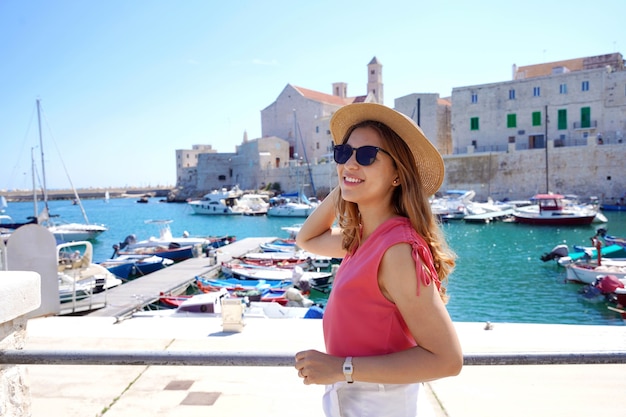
<box><xmin>335</xmin><ymin>121</ymin><xmax>456</xmax><ymax>300</ymax></box>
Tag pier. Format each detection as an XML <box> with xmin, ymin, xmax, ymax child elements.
<box><xmin>62</xmin><ymin>237</ymin><xmax>277</xmax><ymax>317</ymax></box>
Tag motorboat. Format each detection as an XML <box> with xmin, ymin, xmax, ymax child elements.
<box><xmin>113</xmin><ymin>220</ymin><xmax>213</xmax><ymax>262</ymax></box>
<box><xmin>188</xmin><ymin>186</ymin><xmax>266</xmax><ymax>215</ymax></box>
<box><xmin>430</xmin><ymin>190</ymin><xmax>475</xmax><ymax>221</ymax></box>
<box><xmin>57</xmin><ymin>240</ymin><xmax>122</xmax><ymax>303</ymax></box>
<box><xmin>513</xmin><ymin>194</ymin><xmax>598</xmax><ymax>226</ymax></box>
<box><xmin>267</xmin><ymin>193</ymin><xmax>318</xmax><ymax>218</ymax></box>
<box><xmin>99</xmin><ymin>254</ymin><xmax>174</xmax><ymax>280</ymax></box>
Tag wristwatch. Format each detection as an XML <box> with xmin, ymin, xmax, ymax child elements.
<box><xmin>343</xmin><ymin>356</ymin><xmax>354</xmax><ymax>383</ymax></box>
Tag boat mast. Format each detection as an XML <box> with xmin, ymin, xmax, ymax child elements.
<box><xmin>36</xmin><ymin>99</ymin><xmax>50</xmax><ymax>214</ymax></box>
<box><xmin>544</xmin><ymin>105</ymin><xmax>550</xmax><ymax>194</ymax></box>
<box><xmin>31</xmin><ymin>147</ymin><xmax>38</xmax><ymax>218</ymax></box>
<box><xmin>293</xmin><ymin>110</ymin><xmax>316</xmax><ymax>197</ymax></box>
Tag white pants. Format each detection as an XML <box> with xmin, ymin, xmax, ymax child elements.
<box><xmin>322</xmin><ymin>381</ymin><xmax>434</xmax><ymax>417</ymax></box>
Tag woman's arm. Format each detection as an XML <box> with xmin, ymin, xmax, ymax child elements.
<box><xmin>295</xmin><ymin>242</ymin><xmax>462</xmax><ymax>385</ymax></box>
<box><xmin>355</xmin><ymin>242</ymin><xmax>463</xmax><ymax>383</ymax></box>
<box><xmin>295</xmin><ymin>186</ymin><xmax>346</xmax><ymax>259</ymax></box>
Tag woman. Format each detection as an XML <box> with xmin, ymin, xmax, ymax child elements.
<box><xmin>294</xmin><ymin>102</ymin><xmax>463</xmax><ymax>416</ymax></box>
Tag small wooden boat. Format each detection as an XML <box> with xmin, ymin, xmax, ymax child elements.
<box><xmin>195</xmin><ymin>276</ymin><xmax>292</xmax><ymax>293</ymax></box>
<box><xmin>222</xmin><ymin>263</ymin><xmax>333</xmax><ymax>286</ymax></box>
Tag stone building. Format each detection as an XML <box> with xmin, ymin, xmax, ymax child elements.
<box><xmin>451</xmin><ymin>52</ymin><xmax>625</xmax><ymax>154</ymax></box>
<box><xmin>176</xmin><ymin>57</ymin><xmax>386</xmax><ymax>197</ymax></box>
<box><xmin>394</xmin><ymin>93</ymin><xmax>453</xmax><ymax>154</ymax></box>
<box><xmin>260</xmin><ymin>57</ymin><xmax>384</xmax><ymax>163</ymax></box>
<box><xmin>174</xmin><ymin>52</ymin><xmax>626</xmax><ymax>201</ymax></box>
<box><xmin>175</xmin><ymin>144</ymin><xmax>217</xmax><ymax>195</ymax></box>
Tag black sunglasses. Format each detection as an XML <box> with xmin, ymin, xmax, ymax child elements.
<box><xmin>333</xmin><ymin>144</ymin><xmax>391</xmax><ymax>166</ymax></box>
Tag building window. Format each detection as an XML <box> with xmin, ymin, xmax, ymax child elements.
<box><xmin>533</xmin><ymin>87</ymin><xmax>541</xmax><ymax>97</ymax></box>
<box><xmin>470</xmin><ymin>117</ymin><xmax>479</xmax><ymax>131</ymax></box>
<box><xmin>507</xmin><ymin>114</ymin><xmax>517</xmax><ymax>128</ymax></box>
<box><xmin>581</xmin><ymin>107</ymin><xmax>591</xmax><ymax>128</ymax></box>
<box><xmin>315</xmin><ymin>126</ymin><xmax>319</xmax><ymax>133</ymax></box>
<box><xmin>471</xmin><ymin>93</ymin><xmax>478</xmax><ymax>103</ymax></box>
<box><xmin>582</xmin><ymin>81</ymin><xmax>589</xmax><ymax>91</ymax></box>
<box><xmin>532</xmin><ymin>111</ymin><xmax>542</xmax><ymax>126</ymax></box>
<box><xmin>557</xmin><ymin>109</ymin><xmax>567</xmax><ymax>130</ymax></box>
<box><xmin>559</xmin><ymin>83</ymin><xmax>567</xmax><ymax>94</ymax></box>
<box><xmin>509</xmin><ymin>89</ymin><xmax>516</xmax><ymax>100</ymax></box>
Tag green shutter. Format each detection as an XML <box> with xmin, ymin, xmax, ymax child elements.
<box><xmin>507</xmin><ymin>114</ymin><xmax>517</xmax><ymax>128</ymax></box>
<box><xmin>581</xmin><ymin>107</ymin><xmax>591</xmax><ymax>128</ymax></box>
<box><xmin>470</xmin><ymin>117</ymin><xmax>479</xmax><ymax>130</ymax></box>
<box><xmin>557</xmin><ymin>109</ymin><xmax>567</xmax><ymax>130</ymax></box>
<box><xmin>532</xmin><ymin>111</ymin><xmax>542</xmax><ymax>126</ymax></box>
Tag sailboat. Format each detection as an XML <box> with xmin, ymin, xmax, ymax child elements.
<box><xmin>33</xmin><ymin>99</ymin><xmax>108</xmax><ymax>242</ymax></box>
<box><xmin>267</xmin><ymin>111</ymin><xmax>318</xmax><ymax>218</ymax></box>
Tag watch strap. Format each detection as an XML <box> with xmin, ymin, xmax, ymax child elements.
<box><xmin>343</xmin><ymin>356</ymin><xmax>354</xmax><ymax>383</ymax></box>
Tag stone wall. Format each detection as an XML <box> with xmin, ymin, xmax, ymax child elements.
<box><xmin>291</xmin><ymin>138</ymin><xmax>626</xmax><ymax>202</ymax></box>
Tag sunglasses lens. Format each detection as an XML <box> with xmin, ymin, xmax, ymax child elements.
<box><xmin>334</xmin><ymin>144</ymin><xmax>353</xmax><ymax>164</ymax></box>
<box><xmin>356</xmin><ymin>147</ymin><xmax>379</xmax><ymax>166</ymax></box>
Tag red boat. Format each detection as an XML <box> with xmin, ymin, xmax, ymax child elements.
<box><xmin>513</xmin><ymin>194</ymin><xmax>597</xmax><ymax>226</ymax></box>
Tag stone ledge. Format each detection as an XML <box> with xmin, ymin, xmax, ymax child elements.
<box><xmin>0</xmin><ymin>272</ymin><xmax>41</xmax><ymax>323</ymax></box>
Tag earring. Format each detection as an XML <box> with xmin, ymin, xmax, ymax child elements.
<box><xmin>393</xmin><ymin>179</ymin><xmax>399</xmax><ymax>185</ymax></box>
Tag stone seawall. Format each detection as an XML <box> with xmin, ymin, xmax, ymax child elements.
<box><xmin>2</xmin><ymin>187</ymin><xmax>174</xmax><ymax>202</ymax></box>
<box><xmin>5</xmin><ymin>139</ymin><xmax>625</xmax><ymax>204</ymax></box>
<box><xmin>298</xmin><ymin>139</ymin><xmax>626</xmax><ymax>202</ymax></box>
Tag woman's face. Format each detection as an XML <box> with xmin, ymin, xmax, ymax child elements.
<box><xmin>337</xmin><ymin>126</ymin><xmax>399</xmax><ymax>206</ymax></box>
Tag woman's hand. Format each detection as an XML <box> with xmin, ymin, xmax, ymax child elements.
<box><xmin>294</xmin><ymin>349</ymin><xmax>344</xmax><ymax>385</ymax></box>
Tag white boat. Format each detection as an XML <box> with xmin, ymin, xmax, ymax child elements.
<box><xmin>188</xmin><ymin>186</ymin><xmax>267</xmax><ymax>215</ymax></box>
<box><xmin>564</xmin><ymin>259</ymin><xmax>626</xmax><ymax>284</ymax></box>
<box><xmin>48</xmin><ymin>221</ymin><xmax>108</xmax><ymax>242</ymax></box>
<box><xmin>133</xmin><ymin>289</ymin><xmax>320</xmax><ymax>319</ymax></box>
<box><xmin>222</xmin><ymin>263</ymin><xmax>333</xmax><ymax>287</ymax></box>
<box><xmin>430</xmin><ymin>190</ymin><xmax>475</xmax><ymax>220</ymax></box>
<box><xmin>114</xmin><ymin>220</ymin><xmax>210</xmax><ymax>261</ymax></box>
<box><xmin>237</xmin><ymin>193</ymin><xmax>270</xmax><ymax>215</ymax></box>
<box><xmin>267</xmin><ymin>193</ymin><xmax>318</xmax><ymax>218</ymax></box>
<box><xmin>57</xmin><ymin>240</ymin><xmax>122</xmax><ymax>303</ymax></box>
<box><xmin>513</xmin><ymin>194</ymin><xmax>598</xmax><ymax>226</ymax></box>
<box><xmin>31</xmin><ymin>100</ymin><xmax>108</xmax><ymax>242</ymax></box>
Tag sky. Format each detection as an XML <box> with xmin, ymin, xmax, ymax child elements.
<box><xmin>1</xmin><ymin>0</ymin><xmax>623</xmax><ymax>190</ymax></box>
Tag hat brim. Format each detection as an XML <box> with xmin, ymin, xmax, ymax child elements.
<box><xmin>330</xmin><ymin>102</ymin><xmax>444</xmax><ymax>196</ymax></box>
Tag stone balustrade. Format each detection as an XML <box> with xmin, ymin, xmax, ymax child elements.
<box><xmin>0</xmin><ymin>271</ymin><xmax>41</xmax><ymax>417</ymax></box>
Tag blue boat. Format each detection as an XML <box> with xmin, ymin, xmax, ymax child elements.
<box><xmin>100</xmin><ymin>255</ymin><xmax>174</xmax><ymax>280</ymax></box>
<box><xmin>195</xmin><ymin>276</ymin><xmax>292</xmax><ymax>292</ymax></box>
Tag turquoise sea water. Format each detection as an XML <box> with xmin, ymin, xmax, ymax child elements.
<box><xmin>5</xmin><ymin>197</ymin><xmax>626</xmax><ymax>326</ymax></box>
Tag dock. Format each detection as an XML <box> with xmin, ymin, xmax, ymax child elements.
<box><xmin>62</xmin><ymin>237</ymin><xmax>278</xmax><ymax>318</ymax></box>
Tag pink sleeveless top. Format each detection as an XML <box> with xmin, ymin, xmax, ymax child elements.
<box><xmin>323</xmin><ymin>217</ymin><xmax>440</xmax><ymax>357</ymax></box>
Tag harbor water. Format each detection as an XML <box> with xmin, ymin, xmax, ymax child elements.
<box><xmin>4</xmin><ymin>196</ymin><xmax>626</xmax><ymax>326</ymax></box>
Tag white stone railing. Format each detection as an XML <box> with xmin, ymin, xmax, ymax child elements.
<box><xmin>0</xmin><ymin>271</ymin><xmax>41</xmax><ymax>417</ymax></box>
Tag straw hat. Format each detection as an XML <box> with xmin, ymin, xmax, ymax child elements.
<box><xmin>330</xmin><ymin>102</ymin><xmax>445</xmax><ymax>196</ymax></box>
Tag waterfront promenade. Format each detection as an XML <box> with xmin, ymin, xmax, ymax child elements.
<box><xmin>22</xmin><ymin>316</ymin><xmax>626</xmax><ymax>417</ymax></box>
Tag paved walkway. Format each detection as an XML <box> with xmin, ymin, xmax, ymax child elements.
<box><xmin>21</xmin><ymin>316</ymin><xmax>626</xmax><ymax>417</ymax></box>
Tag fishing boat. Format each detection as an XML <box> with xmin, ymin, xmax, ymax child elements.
<box><xmin>195</xmin><ymin>276</ymin><xmax>293</xmax><ymax>293</ymax></box>
<box><xmin>99</xmin><ymin>254</ymin><xmax>174</xmax><ymax>280</ymax></box>
<box><xmin>113</xmin><ymin>220</ymin><xmax>212</xmax><ymax>262</ymax></box>
<box><xmin>513</xmin><ymin>194</ymin><xmax>598</xmax><ymax>226</ymax></box>
<box><xmin>564</xmin><ymin>258</ymin><xmax>626</xmax><ymax>284</ymax></box>
<box><xmin>222</xmin><ymin>263</ymin><xmax>333</xmax><ymax>288</ymax></box>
